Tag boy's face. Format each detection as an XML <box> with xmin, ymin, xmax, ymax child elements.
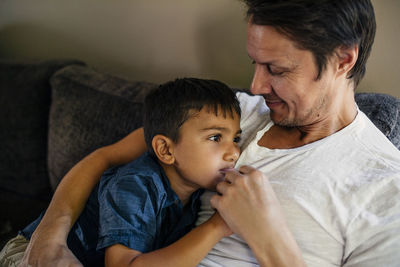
<box><xmin>171</xmin><ymin>107</ymin><xmax>241</xmax><ymax>191</ymax></box>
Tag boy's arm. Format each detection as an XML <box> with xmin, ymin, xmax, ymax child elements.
<box><xmin>20</xmin><ymin>128</ymin><xmax>146</xmax><ymax>267</ymax></box>
<box><xmin>105</xmin><ymin>212</ymin><xmax>231</xmax><ymax>267</ymax></box>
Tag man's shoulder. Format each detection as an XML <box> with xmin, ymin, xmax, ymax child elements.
<box><xmin>355</xmin><ymin>111</ymin><xmax>400</xmax><ymax>166</ymax></box>
<box><xmin>234</xmin><ymin>91</ymin><xmax>270</xmax><ymax>150</ymax></box>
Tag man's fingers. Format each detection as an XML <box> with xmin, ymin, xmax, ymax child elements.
<box><xmin>238</xmin><ymin>165</ymin><xmax>257</xmax><ymax>174</ymax></box>
<box><xmin>223</xmin><ymin>165</ymin><xmax>259</xmax><ymax>185</ymax></box>
<box><xmin>223</xmin><ymin>168</ymin><xmax>242</xmax><ymax>183</ymax></box>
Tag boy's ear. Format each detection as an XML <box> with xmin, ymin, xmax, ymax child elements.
<box><xmin>152</xmin><ymin>135</ymin><xmax>175</xmax><ymax>165</ymax></box>
<box><xmin>335</xmin><ymin>44</ymin><xmax>358</xmax><ymax>78</ymax></box>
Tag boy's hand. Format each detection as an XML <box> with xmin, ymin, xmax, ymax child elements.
<box><xmin>208</xmin><ymin>212</ymin><xmax>233</xmax><ymax>238</ymax></box>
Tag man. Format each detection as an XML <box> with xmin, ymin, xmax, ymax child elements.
<box><xmin>20</xmin><ymin>1</ymin><xmax>400</xmax><ymax>266</ymax></box>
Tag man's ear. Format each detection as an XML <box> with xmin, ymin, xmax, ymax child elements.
<box><xmin>335</xmin><ymin>44</ymin><xmax>358</xmax><ymax>78</ymax></box>
<box><xmin>152</xmin><ymin>135</ymin><xmax>175</xmax><ymax>165</ymax></box>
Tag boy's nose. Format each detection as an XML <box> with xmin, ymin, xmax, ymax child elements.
<box><xmin>224</xmin><ymin>145</ymin><xmax>240</xmax><ymax>162</ymax></box>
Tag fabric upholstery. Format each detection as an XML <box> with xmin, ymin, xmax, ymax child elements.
<box><xmin>0</xmin><ymin>59</ymin><xmax>84</xmax><ymax>197</ymax></box>
<box><xmin>356</xmin><ymin>92</ymin><xmax>400</xmax><ymax>149</ymax></box>
<box><xmin>47</xmin><ymin>65</ymin><xmax>156</xmax><ymax>189</ymax></box>
<box><xmin>0</xmin><ymin>59</ymin><xmax>84</xmax><ymax>247</ymax></box>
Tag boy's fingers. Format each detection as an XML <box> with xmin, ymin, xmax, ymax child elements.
<box><xmin>210</xmin><ymin>193</ymin><xmax>221</xmax><ymax>210</ymax></box>
<box><xmin>216</xmin><ymin>180</ymin><xmax>229</xmax><ymax>195</ymax></box>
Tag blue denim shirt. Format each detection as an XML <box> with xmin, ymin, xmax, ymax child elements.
<box><xmin>21</xmin><ymin>153</ymin><xmax>203</xmax><ymax>266</ymax></box>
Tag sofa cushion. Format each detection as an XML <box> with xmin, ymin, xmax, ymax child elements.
<box><xmin>48</xmin><ymin>65</ymin><xmax>156</xmax><ymax>189</ymax></box>
<box><xmin>0</xmin><ymin>59</ymin><xmax>84</xmax><ymax>197</ymax></box>
<box><xmin>355</xmin><ymin>92</ymin><xmax>400</xmax><ymax>149</ymax></box>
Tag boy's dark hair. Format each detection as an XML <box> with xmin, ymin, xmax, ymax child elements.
<box><xmin>242</xmin><ymin>0</ymin><xmax>376</xmax><ymax>88</ymax></box>
<box><xmin>144</xmin><ymin>78</ymin><xmax>241</xmax><ymax>156</ymax></box>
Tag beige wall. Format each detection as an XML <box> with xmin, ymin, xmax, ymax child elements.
<box><xmin>358</xmin><ymin>0</ymin><xmax>400</xmax><ymax>97</ymax></box>
<box><xmin>0</xmin><ymin>0</ymin><xmax>398</xmax><ymax>97</ymax></box>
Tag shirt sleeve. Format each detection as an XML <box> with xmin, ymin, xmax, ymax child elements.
<box><xmin>235</xmin><ymin>91</ymin><xmax>270</xmax><ymax>150</ymax></box>
<box><xmin>96</xmin><ymin>167</ymin><xmax>162</xmax><ymax>253</ymax></box>
<box><xmin>342</xmin><ymin>172</ymin><xmax>400</xmax><ymax>267</ymax></box>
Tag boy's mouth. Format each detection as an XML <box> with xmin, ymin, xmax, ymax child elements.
<box><xmin>219</xmin><ymin>167</ymin><xmax>236</xmax><ymax>176</ymax></box>
<box><xmin>220</xmin><ymin>167</ymin><xmax>235</xmax><ymax>172</ymax></box>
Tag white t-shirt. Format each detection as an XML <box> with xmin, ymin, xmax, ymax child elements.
<box><xmin>197</xmin><ymin>92</ymin><xmax>400</xmax><ymax>267</ymax></box>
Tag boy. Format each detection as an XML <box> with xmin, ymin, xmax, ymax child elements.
<box><xmin>0</xmin><ymin>78</ymin><xmax>242</xmax><ymax>266</ymax></box>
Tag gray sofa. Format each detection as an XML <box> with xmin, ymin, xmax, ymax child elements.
<box><xmin>0</xmin><ymin>59</ymin><xmax>399</xmax><ymax>248</ymax></box>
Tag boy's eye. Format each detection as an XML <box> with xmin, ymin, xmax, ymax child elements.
<box><xmin>233</xmin><ymin>136</ymin><xmax>241</xmax><ymax>143</ymax></box>
<box><xmin>209</xmin><ymin>134</ymin><xmax>221</xmax><ymax>142</ymax></box>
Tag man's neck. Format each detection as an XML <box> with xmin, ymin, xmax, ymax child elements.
<box><xmin>258</xmin><ymin>97</ymin><xmax>358</xmax><ymax>149</ymax></box>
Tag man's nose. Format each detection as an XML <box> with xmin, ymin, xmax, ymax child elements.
<box><xmin>250</xmin><ymin>64</ymin><xmax>272</xmax><ymax>95</ymax></box>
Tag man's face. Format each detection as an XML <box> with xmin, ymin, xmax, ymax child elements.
<box><xmin>247</xmin><ymin>23</ymin><xmax>337</xmax><ymax>127</ymax></box>
<box><xmin>172</xmin><ymin>107</ymin><xmax>241</xmax><ymax>191</ymax></box>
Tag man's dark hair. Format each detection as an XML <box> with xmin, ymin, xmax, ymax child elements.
<box><xmin>243</xmin><ymin>0</ymin><xmax>376</xmax><ymax>87</ymax></box>
<box><xmin>144</xmin><ymin>78</ymin><xmax>241</xmax><ymax>156</ymax></box>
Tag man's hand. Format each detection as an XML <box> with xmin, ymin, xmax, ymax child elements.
<box><xmin>19</xmin><ymin>231</ymin><xmax>82</xmax><ymax>267</ymax></box>
<box><xmin>210</xmin><ymin>165</ymin><xmax>305</xmax><ymax>267</ymax></box>
<box><xmin>210</xmin><ymin>165</ymin><xmax>283</xmax><ymax>239</ymax></box>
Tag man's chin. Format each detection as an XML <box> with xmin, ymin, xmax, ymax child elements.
<box><xmin>270</xmin><ymin>113</ymin><xmax>299</xmax><ymax>128</ymax></box>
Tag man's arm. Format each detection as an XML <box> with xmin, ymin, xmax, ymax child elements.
<box><xmin>20</xmin><ymin>128</ymin><xmax>147</xmax><ymax>267</ymax></box>
<box><xmin>211</xmin><ymin>165</ymin><xmax>306</xmax><ymax>267</ymax></box>
<box><xmin>105</xmin><ymin>212</ymin><xmax>231</xmax><ymax>267</ymax></box>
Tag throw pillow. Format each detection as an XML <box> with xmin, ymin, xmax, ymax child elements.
<box><xmin>48</xmin><ymin>65</ymin><xmax>157</xmax><ymax>189</ymax></box>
